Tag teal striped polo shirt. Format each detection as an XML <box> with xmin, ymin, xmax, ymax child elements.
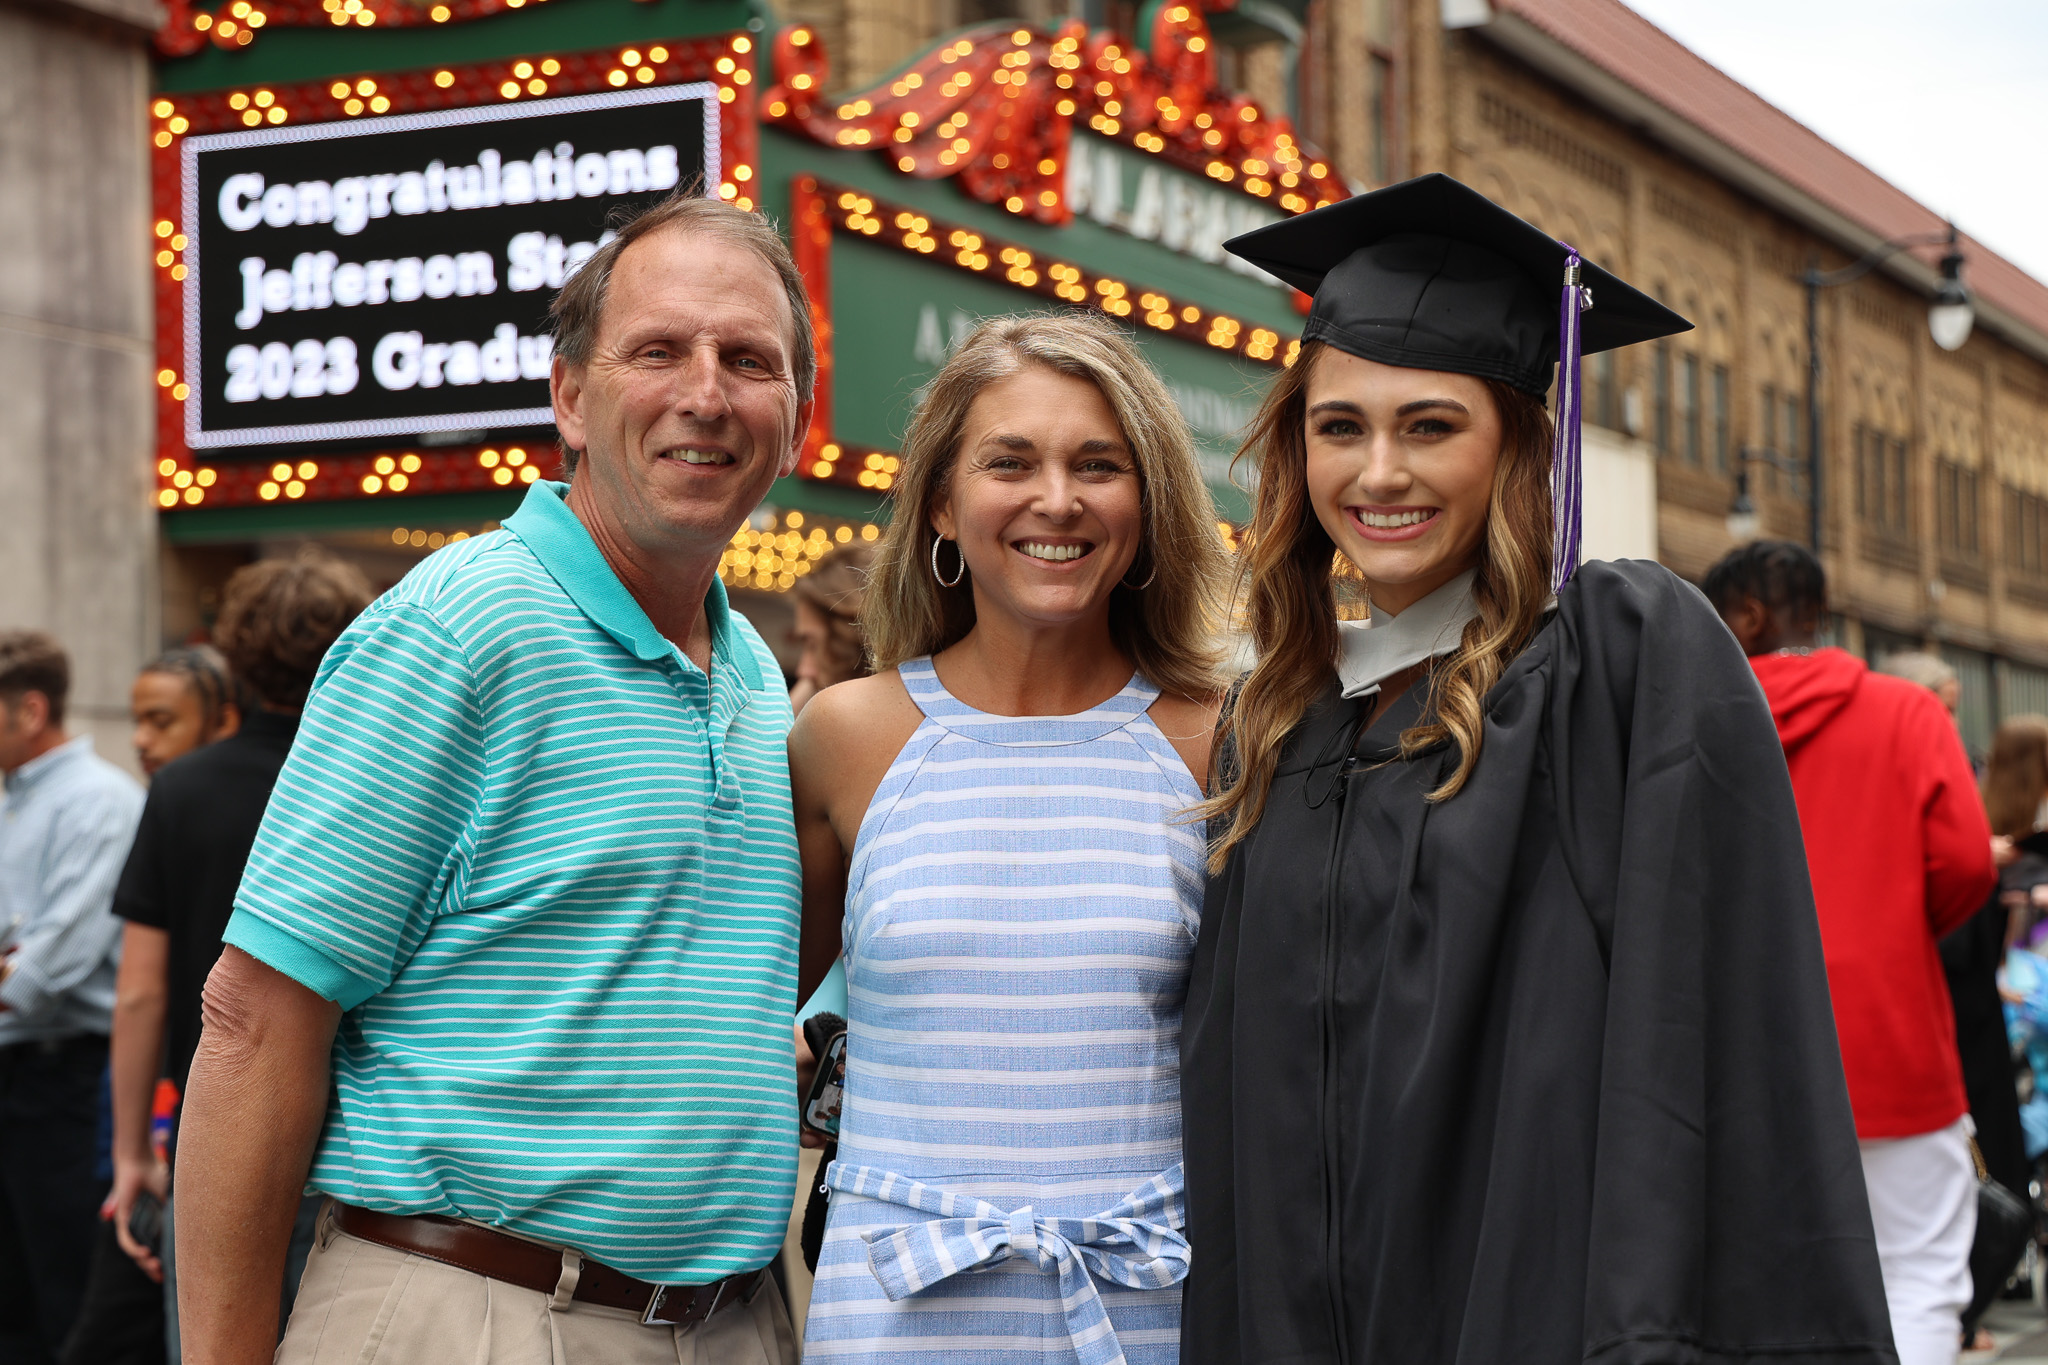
<box><xmin>224</xmin><ymin>481</ymin><xmax>801</xmax><ymax>1281</ymax></box>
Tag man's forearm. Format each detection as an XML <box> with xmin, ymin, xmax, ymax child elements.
<box><xmin>176</xmin><ymin>948</ymin><xmax>338</xmax><ymax>1364</ymax></box>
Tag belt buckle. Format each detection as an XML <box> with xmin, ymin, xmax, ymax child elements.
<box><xmin>641</xmin><ymin>1279</ymin><xmax>724</xmax><ymax>1328</ymax></box>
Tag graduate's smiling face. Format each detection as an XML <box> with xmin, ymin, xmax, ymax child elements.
<box><xmin>1303</xmin><ymin>349</ymin><xmax>1502</xmax><ymax>615</ymax></box>
<box><xmin>932</xmin><ymin>365</ymin><xmax>1144</xmax><ymax>632</ymax></box>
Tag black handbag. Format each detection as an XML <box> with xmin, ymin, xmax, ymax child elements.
<box><xmin>1964</xmin><ymin>1137</ymin><xmax>2033</xmax><ymax>1336</ymax></box>
<box><xmin>798</xmin><ymin>1012</ymin><xmax>845</xmax><ymax>1274</ymax></box>
<box><xmin>800</xmin><ymin>1139</ymin><xmax>836</xmax><ymax>1272</ymax></box>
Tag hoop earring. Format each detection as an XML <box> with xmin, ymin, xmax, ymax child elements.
<box><xmin>931</xmin><ymin>535</ymin><xmax>966</xmax><ymax>588</ymax></box>
<box><xmin>1121</xmin><ymin>552</ymin><xmax>1156</xmax><ymax>591</ymax></box>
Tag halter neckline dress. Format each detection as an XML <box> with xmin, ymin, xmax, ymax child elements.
<box><xmin>801</xmin><ymin>656</ymin><xmax>1205</xmax><ymax>1365</ymax></box>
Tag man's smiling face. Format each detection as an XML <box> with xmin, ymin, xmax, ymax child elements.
<box><xmin>553</xmin><ymin>227</ymin><xmax>809</xmax><ymax>563</ymax></box>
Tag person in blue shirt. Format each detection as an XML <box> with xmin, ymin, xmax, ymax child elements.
<box><xmin>0</xmin><ymin>630</ymin><xmax>145</xmax><ymax>1365</ymax></box>
<box><xmin>173</xmin><ymin>192</ymin><xmax>817</xmax><ymax>1365</ymax></box>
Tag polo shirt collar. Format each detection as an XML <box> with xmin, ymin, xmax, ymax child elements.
<box><xmin>3</xmin><ymin>734</ymin><xmax>93</xmax><ymax>800</ymax></box>
<box><xmin>505</xmin><ymin>481</ymin><xmax>763</xmax><ymax>691</ymax></box>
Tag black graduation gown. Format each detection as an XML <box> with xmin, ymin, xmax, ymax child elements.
<box><xmin>1182</xmin><ymin>560</ymin><xmax>1895</xmax><ymax>1365</ymax></box>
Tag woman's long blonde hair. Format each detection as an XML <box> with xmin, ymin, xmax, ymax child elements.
<box><xmin>1196</xmin><ymin>340</ymin><xmax>1556</xmax><ymax>870</ymax></box>
<box><xmin>861</xmin><ymin>313</ymin><xmax>1228</xmax><ymax>702</ymax></box>
<box><xmin>1984</xmin><ymin>714</ymin><xmax>2048</xmax><ymax>838</ymax></box>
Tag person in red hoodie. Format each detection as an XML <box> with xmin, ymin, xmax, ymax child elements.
<box><xmin>1706</xmin><ymin>540</ymin><xmax>1997</xmax><ymax>1365</ymax></box>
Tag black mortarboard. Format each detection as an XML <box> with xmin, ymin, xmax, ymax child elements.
<box><xmin>1224</xmin><ymin>173</ymin><xmax>1693</xmax><ymax>589</ymax></box>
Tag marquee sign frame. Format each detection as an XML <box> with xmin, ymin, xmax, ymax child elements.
<box><xmin>148</xmin><ymin>33</ymin><xmax>757</xmax><ymax>512</ymax></box>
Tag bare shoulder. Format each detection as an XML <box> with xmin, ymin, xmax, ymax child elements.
<box><xmin>1148</xmin><ymin>687</ymin><xmax>1225</xmax><ymax>789</ymax></box>
<box><xmin>789</xmin><ymin>669</ymin><xmax>922</xmax><ymax>777</ymax></box>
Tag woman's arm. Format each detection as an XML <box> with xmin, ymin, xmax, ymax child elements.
<box><xmin>787</xmin><ymin>671</ymin><xmax>925</xmax><ymax>1002</ymax></box>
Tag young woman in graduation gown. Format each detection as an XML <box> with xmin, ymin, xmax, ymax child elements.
<box><xmin>1181</xmin><ymin>174</ymin><xmax>1896</xmax><ymax>1365</ymax></box>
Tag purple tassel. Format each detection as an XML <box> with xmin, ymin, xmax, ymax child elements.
<box><xmin>1551</xmin><ymin>247</ymin><xmax>1591</xmax><ymax>593</ymax></box>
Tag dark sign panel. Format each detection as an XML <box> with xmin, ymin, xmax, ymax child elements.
<box><xmin>180</xmin><ymin>84</ymin><xmax>717</xmax><ymax>451</ymax></box>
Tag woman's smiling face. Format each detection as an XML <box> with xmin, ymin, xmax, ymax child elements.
<box><xmin>932</xmin><ymin>365</ymin><xmax>1143</xmax><ymax>632</ymax></box>
<box><xmin>1303</xmin><ymin>349</ymin><xmax>1503</xmax><ymax>615</ymax></box>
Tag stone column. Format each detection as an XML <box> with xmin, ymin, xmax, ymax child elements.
<box><xmin>0</xmin><ymin>0</ymin><xmax>160</xmax><ymax>774</ymax></box>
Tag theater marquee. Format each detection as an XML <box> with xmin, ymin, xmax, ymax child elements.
<box><xmin>181</xmin><ymin>84</ymin><xmax>717</xmax><ymax>450</ymax></box>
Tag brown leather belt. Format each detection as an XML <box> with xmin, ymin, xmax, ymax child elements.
<box><xmin>332</xmin><ymin>1203</ymin><xmax>765</xmax><ymax>1327</ymax></box>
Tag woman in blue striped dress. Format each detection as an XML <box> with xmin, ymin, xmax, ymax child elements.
<box><xmin>788</xmin><ymin>313</ymin><xmax>1230</xmax><ymax>1365</ymax></box>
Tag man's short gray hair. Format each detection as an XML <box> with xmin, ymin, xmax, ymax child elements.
<box><xmin>1878</xmin><ymin>650</ymin><xmax>1958</xmax><ymax>693</ymax></box>
<box><xmin>548</xmin><ymin>193</ymin><xmax>815</xmax><ymax>475</ymax></box>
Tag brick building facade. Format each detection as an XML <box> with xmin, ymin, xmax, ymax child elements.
<box><xmin>782</xmin><ymin>0</ymin><xmax>2048</xmax><ymax>751</ymax></box>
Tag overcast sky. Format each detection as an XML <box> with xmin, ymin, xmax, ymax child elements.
<box><xmin>1616</xmin><ymin>0</ymin><xmax>2048</xmax><ymax>284</ymax></box>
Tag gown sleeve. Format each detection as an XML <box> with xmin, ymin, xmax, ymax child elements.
<box><xmin>1564</xmin><ymin>562</ymin><xmax>1896</xmax><ymax>1365</ymax></box>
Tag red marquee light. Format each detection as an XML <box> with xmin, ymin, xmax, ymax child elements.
<box><xmin>763</xmin><ymin>4</ymin><xmax>1347</xmax><ymax>226</ymax></box>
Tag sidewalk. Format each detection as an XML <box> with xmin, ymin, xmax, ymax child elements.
<box><xmin>1981</xmin><ymin>1299</ymin><xmax>2048</xmax><ymax>1359</ymax></box>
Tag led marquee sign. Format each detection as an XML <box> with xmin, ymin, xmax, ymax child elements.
<box><xmin>181</xmin><ymin>83</ymin><xmax>717</xmax><ymax>450</ymax></box>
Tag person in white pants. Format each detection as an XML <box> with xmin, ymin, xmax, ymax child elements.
<box><xmin>1861</xmin><ymin>1118</ymin><xmax>1977</xmax><ymax>1365</ymax></box>
<box><xmin>1711</xmin><ymin>543</ymin><xmax>2001</xmax><ymax>1365</ymax></box>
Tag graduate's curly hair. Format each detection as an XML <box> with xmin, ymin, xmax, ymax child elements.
<box><xmin>1195</xmin><ymin>341</ymin><xmax>1555</xmax><ymax>871</ymax></box>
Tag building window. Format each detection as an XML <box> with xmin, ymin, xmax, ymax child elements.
<box><xmin>1296</xmin><ymin>0</ymin><xmax>1395</xmax><ymax>187</ymax></box>
<box><xmin>2006</xmin><ymin>485</ymin><xmax>2048</xmax><ymax>578</ymax></box>
<box><xmin>1653</xmin><ymin>343</ymin><xmax>1671</xmax><ymax>456</ymax></box>
<box><xmin>1711</xmin><ymin>365</ymin><xmax>1730</xmax><ymax>472</ymax></box>
<box><xmin>1680</xmin><ymin>353</ymin><xmax>1701</xmax><ymax>464</ymax></box>
<box><xmin>1940</xmin><ymin>644</ymin><xmax>1995</xmax><ymax>757</ymax></box>
<box><xmin>1760</xmin><ymin>383</ymin><xmax>1781</xmax><ymax>491</ymax></box>
<box><xmin>1590</xmin><ymin>350</ymin><xmax>1619</xmax><ymax>432</ymax></box>
<box><xmin>1999</xmin><ymin>658</ymin><xmax>2048</xmax><ymax>720</ymax></box>
<box><xmin>1857</xmin><ymin>425</ymin><xmax>1909</xmax><ymax>536</ymax></box>
<box><xmin>1936</xmin><ymin>458</ymin><xmax>1980</xmax><ymax>558</ymax></box>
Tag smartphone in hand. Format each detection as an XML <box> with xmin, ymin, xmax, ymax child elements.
<box><xmin>127</xmin><ymin>1191</ymin><xmax>165</xmax><ymax>1255</ymax></box>
<box><xmin>802</xmin><ymin>1030</ymin><xmax>847</xmax><ymax>1138</ymax></box>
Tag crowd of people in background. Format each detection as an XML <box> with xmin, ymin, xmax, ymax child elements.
<box><xmin>0</xmin><ymin>552</ymin><xmax>371</xmax><ymax>1365</ymax></box>
<box><xmin>2</xmin><ymin>181</ymin><xmax>2044</xmax><ymax>1365</ymax></box>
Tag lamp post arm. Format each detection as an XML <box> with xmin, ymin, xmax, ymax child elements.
<box><xmin>1803</xmin><ymin>226</ymin><xmax>1958</xmax><ymax>290</ymax></box>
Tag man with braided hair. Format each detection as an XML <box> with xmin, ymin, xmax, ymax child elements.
<box><xmin>1707</xmin><ymin>539</ymin><xmax>1997</xmax><ymax>1365</ymax></box>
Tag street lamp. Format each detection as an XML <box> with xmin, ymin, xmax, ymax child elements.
<box><xmin>1801</xmin><ymin>222</ymin><xmax>1973</xmax><ymax>551</ymax></box>
<box><xmin>1930</xmin><ymin>244</ymin><xmax>1975</xmax><ymax>351</ymax></box>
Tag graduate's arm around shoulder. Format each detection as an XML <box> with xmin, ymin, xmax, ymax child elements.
<box><xmin>787</xmin><ymin>668</ymin><xmax>925</xmax><ymax>1002</ymax></box>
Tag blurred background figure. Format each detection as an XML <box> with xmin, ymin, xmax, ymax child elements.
<box><xmin>1708</xmin><ymin>541</ymin><xmax>1996</xmax><ymax>1365</ymax></box>
<box><xmin>787</xmin><ymin>542</ymin><xmax>874</xmax><ymax>716</ymax></box>
<box><xmin>1943</xmin><ymin>706</ymin><xmax>2040</xmax><ymax>1348</ymax></box>
<box><xmin>1883</xmin><ymin>653</ymin><xmax>1965</xmax><ymax>722</ymax></box>
<box><xmin>129</xmin><ymin>649</ymin><xmax>241</xmax><ymax>779</ymax></box>
<box><xmin>63</xmin><ymin>648</ymin><xmax>247</xmax><ymax>1365</ymax></box>
<box><xmin>1986</xmin><ymin>720</ymin><xmax>2048</xmax><ymax>1161</ymax></box>
<box><xmin>103</xmin><ymin>550</ymin><xmax>372</xmax><ymax>1364</ymax></box>
<box><xmin>0</xmin><ymin>632</ymin><xmax>145</xmax><ymax>1365</ymax></box>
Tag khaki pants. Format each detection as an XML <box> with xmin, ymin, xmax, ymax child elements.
<box><xmin>276</xmin><ymin>1209</ymin><xmax>797</xmax><ymax>1365</ymax></box>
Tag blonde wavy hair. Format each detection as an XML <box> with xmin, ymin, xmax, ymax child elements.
<box><xmin>862</xmin><ymin>313</ymin><xmax>1228</xmax><ymax>703</ymax></box>
<box><xmin>1196</xmin><ymin>340</ymin><xmax>1556</xmax><ymax>870</ymax></box>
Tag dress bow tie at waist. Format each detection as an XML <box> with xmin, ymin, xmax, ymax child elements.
<box><xmin>824</xmin><ymin>1161</ymin><xmax>1190</xmax><ymax>1365</ymax></box>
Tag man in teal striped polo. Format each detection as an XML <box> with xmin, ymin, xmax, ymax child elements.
<box><xmin>173</xmin><ymin>194</ymin><xmax>816</xmax><ymax>1365</ymax></box>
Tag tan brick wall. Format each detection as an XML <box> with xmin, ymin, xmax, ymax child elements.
<box><xmin>762</xmin><ymin>0</ymin><xmax>2048</xmax><ymax>663</ymax></box>
<box><xmin>1425</xmin><ymin>26</ymin><xmax>2048</xmax><ymax>666</ymax></box>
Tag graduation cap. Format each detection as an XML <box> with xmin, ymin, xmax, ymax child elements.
<box><xmin>1225</xmin><ymin>172</ymin><xmax>1692</xmax><ymax>591</ymax></box>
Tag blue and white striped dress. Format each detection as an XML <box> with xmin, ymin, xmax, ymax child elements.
<box><xmin>802</xmin><ymin>656</ymin><xmax>1204</xmax><ymax>1365</ymax></box>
